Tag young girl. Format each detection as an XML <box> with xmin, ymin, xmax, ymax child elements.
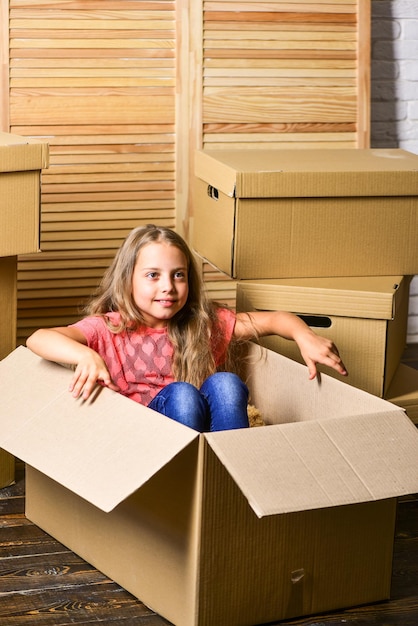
<box><xmin>26</xmin><ymin>225</ymin><xmax>347</xmax><ymax>432</ymax></box>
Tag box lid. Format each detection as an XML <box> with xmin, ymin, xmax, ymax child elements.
<box><xmin>0</xmin><ymin>131</ymin><xmax>49</xmax><ymax>172</ymax></box>
<box><xmin>1</xmin><ymin>346</ymin><xmax>418</xmax><ymax>518</ymax></box>
<box><xmin>236</xmin><ymin>276</ymin><xmax>407</xmax><ymax>320</ymax></box>
<box><xmin>195</xmin><ymin>149</ymin><xmax>418</xmax><ymax>198</ymax></box>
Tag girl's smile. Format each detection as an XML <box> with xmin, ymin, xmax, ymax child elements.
<box><xmin>132</xmin><ymin>241</ymin><xmax>189</xmax><ymax>328</ymax></box>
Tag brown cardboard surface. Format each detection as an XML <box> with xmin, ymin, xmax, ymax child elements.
<box><xmin>0</xmin><ymin>132</ymin><xmax>48</xmax><ymax>256</ymax></box>
<box><xmin>193</xmin><ymin>149</ymin><xmax>418</xmax><ymax>279</ymax></box>
<box><xmin>24</xmin><ymin>466</ymin><xmax>396</xmax><ymax>626</ymax></box>
<box><xmin>386</xmin><ymin>363</ymin><xmax>418</xmax><ymax>424</ymax></box>
<box><xmin>194</xmin><ymin>448</ymin><xmax>396</xmax><ymax>625</ymax></box>
<box><xmin>0</xmin><ymin>256</ymin><xmax>17</xmax><ymax>487</ymax></box>
<box><xmin>0</xmin><ymin>450</ymin><xmax>14</xmax><ymax>489</ymax></box>
<box><xmin>1</xmin><ymin>345</ymin><xmax>418</xmax><ymax>625</ymax></box>
<box><xmin>237</xmin><ymin>276</ymin><xmax>409</xmax><ymax>396</ymax></box>
<box><xmin>0</xmin><ymin>257</ymin><xmax>17</xmax><ymax>360</ymax></box>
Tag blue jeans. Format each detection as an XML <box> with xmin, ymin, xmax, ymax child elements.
<box><xmin>148</xmin><ymin>372</ymin><xmax>249</xmax><ymax>432</ymax></box>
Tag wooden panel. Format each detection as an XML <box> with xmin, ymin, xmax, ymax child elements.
<box><xmin>201</xmin><ymin>0</ymin><xmax>368</xmax><ymax>151</ymax></box>
<box><xmin>5</xmin><ymin>0</ymin><xmax>176</xmax><ymax>342</ymax></box>
<box><xmin>0</xmin><ymin>0</ymin><xmax>9</xmax><ymax>129</ymax></box>
<box><xmin>17</xmin><ymin>252</ymin><xmax>114</xmax><ymax>342</ymax></box>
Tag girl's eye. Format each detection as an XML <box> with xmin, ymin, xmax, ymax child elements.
<box><xmin>174</xmin><ymin>271</ymin><xmax>186</xmax><ymax>280</ymax></box>
<box><xmin>146</xmin><ymin>272</ymin><xmax>158</xmax><ymax>279</ymax></box>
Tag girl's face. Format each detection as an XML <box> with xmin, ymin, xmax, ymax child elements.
<box><xmin>132</xmin><ymin>241</ymin><xmax>189</xmax><ymax>328</ymax></box>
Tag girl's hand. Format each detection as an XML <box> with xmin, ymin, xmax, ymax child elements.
<box><xmin>295</xmin><ymin>329</ymin><xmax>348</xmax><ymax>380</ymax></box>
<box><xmin>235</xmin><ymin>310</ymin><xmax>348</xmax><ymax>380</ymax></box>
<box><xmin>26</xmin><ymin>326</ymin><xmax>120</xmax><ymax>400</ymax></box>
<box><xmin>69</xmin><ymin>352</ymin><xmax>119</xmax><ymax>400</ymax></box>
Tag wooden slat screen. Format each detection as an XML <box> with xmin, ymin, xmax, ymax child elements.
<box><xmin>1</xmin><ymin>0</ymin><xmax>369</xmax><ymax>342</ymax></box>
<box><xmin>202</xmin><ymin>0</ymin><xmax>368</xmax><ymax>150</ymax></box>
<box><xmin>7</xmin><ymin>0</ymin><xmax>176</xmax><ymax>342</ymax></box>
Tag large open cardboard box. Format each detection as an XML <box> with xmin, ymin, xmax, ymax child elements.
<box><xmin>237</xmin><ymin>276</ymin><xmax>410</xmax><ymax>397</ymax></box>
<box><xmin>1</xmin><ymin>345</ymin><xmax>418</xmax><ymax>626</ymax></box>
<box><xmin>0</xmin><ymin>131</ymin><xmax>48</xmax><ymax>257</ymax></box>
<box><xmin>193</xmin><ymin>148</ymin><xmax>418</xmax><ymax>279</ymax></box>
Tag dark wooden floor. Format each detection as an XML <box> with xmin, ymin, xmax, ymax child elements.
<box><xmin>1</xmin><ymin>347</ymin><xmax>418</xmax><ymax>626</ymax></box>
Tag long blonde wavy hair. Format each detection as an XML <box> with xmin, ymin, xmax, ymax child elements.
<box><xmin>85</xmin><ymin>224</ymin><xmax>232</xmax><ymax>388</ymax></box>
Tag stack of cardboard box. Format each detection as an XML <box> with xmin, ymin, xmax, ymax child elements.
<box><xmin>1</xmin><ymin>145</ymin><xmax>418</xmax><ymax>626</ymax></box>
<box><xmin>0</xmin><ymin>131</ymin><xmax>48</xmax><ymax>487</ymax></box>
<box><xmin>193</xmin><ymin>148</ymin><xmax>418</xmax><ymax>421</ymax></box>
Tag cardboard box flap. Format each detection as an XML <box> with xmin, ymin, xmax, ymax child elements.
<box><xmin>206</xmin><ymin>410</ymin><xmax>418</xmax><ymax>518</ymax></box>
<box><xmin>195</xmin><ymin>148</ymin><xmax>418</xmax><ymax>198</ymax></box>
<box><xmin>0</xmin><ymin>347</ymin><xmax>198</xmax><ymax>513</ymax></box>
<box><xmin>0</xmin><ymin>131</ymin><xmax>49</xmax><ymax>172</ymax></box>
<box><xmin>237</xmin><ymin>276</ymin><xmax>405</xmax><ymax>320</ymax></box>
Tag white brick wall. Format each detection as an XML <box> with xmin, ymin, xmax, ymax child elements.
<box><xmin>371</xmin><ymin>0</ymin><xmax>418</xmax><ymax>343</ymax></box>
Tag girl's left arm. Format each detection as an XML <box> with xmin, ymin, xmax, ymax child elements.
<box><xmin>234</xmin><ymin>310</ymin><xmax>347</xmax><ymax>380</ymax></box>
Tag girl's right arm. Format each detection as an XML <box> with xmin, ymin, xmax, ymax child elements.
<box><xmin>26</xmin><ymin>327</ymin><xmax>119</xmax><ymax>399</ymax></box>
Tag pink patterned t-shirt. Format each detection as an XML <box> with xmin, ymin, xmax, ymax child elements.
<box><xmin>71</xmin><ymin>308</ymin><xmax>236</xmax><ymax>406</ymax></box>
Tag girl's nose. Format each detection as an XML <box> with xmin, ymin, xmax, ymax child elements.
<box><xmin>161</xmin><ymin>276</ymin><xmax>174</xmax><ymax>292</ymax></box>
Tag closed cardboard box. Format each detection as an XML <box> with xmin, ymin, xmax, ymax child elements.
<box><xmin>193</xmin><ymin>148</ymin><xmax>418</xmax><ymax>279</ymax></box>
<box><xmin>1</xmin><ymin>346</ymin><xmax>418</xmax><ymax>626</ymax></box>
<box><xmin>0</xmin><ymin>131</ymin><xmax>49</xmax><ymax>256</ymax></box>
<box><xmin>236</xmin><ymin>276</ymin><xmax>410</xmax><ymax>397</ymax></box>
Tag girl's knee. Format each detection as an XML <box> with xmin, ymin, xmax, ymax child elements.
<box><xmin>203</xmin><ymin>372</ymin><xmax>248</xmax><ymax>400</ymax></box>
<box><xmin>154</xmin><ymin>382</ymin><xmax>208</xmax><ymax>432</ymax></box>
<box><xmin>167</xmin><ymin>381</ymin><xmax>201</xmax><ymax>404</ymax></box>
